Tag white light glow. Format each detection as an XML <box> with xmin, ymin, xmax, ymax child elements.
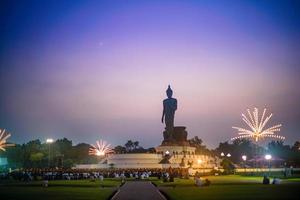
<box><xmin>265</xmin><ymin>154</ymin><xmax>272</xmax><ymax>160</ymax></box>
<box><xmin>46</xmin><ymin>138</ymin><xmax>54</xmax><ymax>144</ymax></box>
<box><xmin>242</xmin><ymin>155</ymin><xmax>247</xmax><ymax>161</ymax></box>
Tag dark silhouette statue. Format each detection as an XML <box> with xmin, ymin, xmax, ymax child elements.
<box><xmin>160</xmin><ymin>85</ymin><xmax>189</xmax><ymax>146</ymax></box>
<box><xmin>161</xmin><ymin>85</ymin><xmax>177</xmax><ymax>133</ymax></box>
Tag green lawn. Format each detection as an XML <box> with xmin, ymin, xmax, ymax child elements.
<box><xmin>1</xmin><ymin>176</ymin><xmax>299</xmax><ymax>200</ymax></box>
<box><xmin>154</xmin><ymin>175</ymin><xmax>300</xmax><ymax>200</ymax></box>
<box><xmin>0</xmin><ymin>179</ymin><xmax>121</xmax><ymax>200</ymax></box>
<box><xmin>161</xmin><ymin>184</ymin><xmax>299</xmax><ymax>200</ymax></box>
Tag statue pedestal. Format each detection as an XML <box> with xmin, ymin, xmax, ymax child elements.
<box><xmin>161</xmin><ymin>126</ymin><xmax>190</xmax><ymax>146</ymax></box>
<box><xmin>157</xmin><ymin>126</ymin><xmax>196</xmax><ymax>156</ymax></box>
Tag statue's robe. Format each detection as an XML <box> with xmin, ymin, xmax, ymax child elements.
<box><xmin>163</xmin><ymin>97</ymin><xmax>177</xmax><ymax>132</ymax></box>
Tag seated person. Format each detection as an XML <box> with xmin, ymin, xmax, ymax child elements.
<box><xmin>272</xmin><ymin>177</ymin><xmax>281</xmax><ymax>185</ymax></box>
<box><xmin>43</xmin><ymin>180</ymin><xmax>49</xmax><ymax>187</ymax></box>
<box><xmin>203</xmin><ymin>179</ymin><xmax>211</xmax><ymax>186</ymax></box>
<box><xmin>195</xmin><ymin>176</ymin><xmax>202</xmax><ymax>187</ymax></box>
<box><xmin>263</xmin><ymin>175</ymin><xmax>270</xmax><ymax>184</ymax></box>
<box><xmin>169</xmin><ymin>175</ymin><xmax>174</xmax><ymax>182</ymax></box>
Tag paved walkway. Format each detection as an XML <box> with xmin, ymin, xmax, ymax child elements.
<box><xmin>112</xmin><ymin>181</ymin><xmax>166</xmax><ymax>200</ymax></box>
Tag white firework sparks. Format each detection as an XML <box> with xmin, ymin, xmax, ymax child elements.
<box><xmin>89</xmin><ymin>140</ymin><xmax>113</xmax><ymax>156</ymax></box>
<box><xmin>0</xmin><ymin>129</ymin><xmax>14</xmax><ymax>151</ymax></box>
<box><xmin>231</xmin><ymin>108</ymin><xmax>285</xmax><ymax>142</ymax></box>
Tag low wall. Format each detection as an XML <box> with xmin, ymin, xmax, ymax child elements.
<box><xmin>75</xmin><ymin>164</ymin><xmax>109</xmax><ymax>169</ymax></box>
<box><xmin>235</xmin><ymin>168</ymin><xmax>300</xmax><ymax>172</ymax></box>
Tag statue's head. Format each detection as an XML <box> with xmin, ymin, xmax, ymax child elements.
<box><xmin>166</xmin><ymin>85</ymin><xmax>173</xmax><ymax>98</ymax></box>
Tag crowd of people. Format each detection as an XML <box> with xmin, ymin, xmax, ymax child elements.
<box><xmin>0</xmin><ymin>168</ymin><xmax>284</xmax><ymax>187</ymax></box>
<box><xmin>0</xmin><ymin>168</ymin><xmax>189</xmax><ymax>182</ymax></box>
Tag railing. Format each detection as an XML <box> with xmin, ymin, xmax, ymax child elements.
<box><xmin>235</xmin><ymin>168</ymin><xmax>300</xmax><ymax>172</ymax></box>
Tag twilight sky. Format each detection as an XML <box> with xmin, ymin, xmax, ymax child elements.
<box><xmin>0</xmin><ymin>0</ymin><xmax>299</xmax><ymax>148</ymax></box>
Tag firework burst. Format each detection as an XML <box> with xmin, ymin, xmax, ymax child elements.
<box><xmin>89</xmin><ymin>140</ymin><xmax>114</xmax><ymax>156</ymax></box>
<box><xmin>0</xmin><ymin>129</ymin><xmax>15</xmax><ymax>151</ymax></box>
<box><xmin>231</xmin><ymin>108</ymin><xmax>285</xmax><ymax>142</ymax></box>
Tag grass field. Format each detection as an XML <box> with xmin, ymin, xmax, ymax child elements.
<box><xmin>154</xmin><ymin>175</ymin><xmax>300</xmax><ymax>200</ymax></box>
<box><xmin>0</xmin><ymin>179</ymin><xmax>121</xmax><ymax>200</ymax></box>
<box><xmin>1</xmin><ymin>176</ymin><xmax>299</xmax><ymax>200</ymax></box>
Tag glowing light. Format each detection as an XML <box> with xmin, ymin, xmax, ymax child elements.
<box><xmin>197</xmin><ymin>159</ymin><xmax>203</xmax><ymax>164</ymax></box>
<box><xmin>231</xmin><ymin>108</ymin><xmax>285</xmax><ymax>142</ymax></box>
<box><xmin>242</xmin><ymin>155</ymin><xmax>247</xmax><ymax>161</ymax></box>
<box><xmin>265</xmin><ymin>154</ymin><xmax>272</xmax><ymax>160</ymax></box>
<box><xmin>0</xmin><ymin>129</ymin><xmax>14</xmax><ymax>151</ymax></box>
<box><xmin>226</xmin><ymin>153</ymin><xmax>231</xmax><ymax>157</ymax></box>
<box><xmin>46</xmin><ymin>138</ymin><xmax>54</xmax><ymax>144</ymax></box>
<box><xmin>220</xmin><ymin>152</ymin><xmax>225</xmax><ymax>156</ymax></box>
<box><xmin>89</xmin><ymin>140</ymin><xmax>113</xmax><ymax>156</ymax></box>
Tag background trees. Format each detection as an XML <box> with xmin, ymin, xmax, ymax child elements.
<box><xmin>214</xmin><ymin>139</ymin><xmax>260</xmax><ymax>163</ymax></box>
<box><xmin>0</xmin><ymin>138</ymin><xmax>96</xmax><ymax>169</ymax></box>
<box><xmin>188</xmin><ymin>136</ymin><xmax>211</xmax><ymax>155</ymax></box>
<box><xmin>1</xmin><ymin>136</ymin><xmax>300</xmax><ymax>169</ymax></box>
<box><xmin>115</xmin><ymin>140</ymin><xmax>154</xmax><ymax>153</ymax></box>
<box><xmin>0</xmin><ymin>138</ymin><xmax>155</xmax><ymax>169</ymax></box>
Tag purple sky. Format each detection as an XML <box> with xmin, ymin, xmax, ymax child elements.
<box><xmin>0</xmin><ymin>0</ymin><xmax>299</xmax><ymax>148</ymax></box>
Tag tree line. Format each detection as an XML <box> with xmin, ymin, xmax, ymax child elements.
<box><xmin>1</xmin><ymin>137</ymin><xmax>300</xmax><ymax>169</ymax></box>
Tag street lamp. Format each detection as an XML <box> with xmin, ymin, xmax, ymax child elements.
<box><xmin>265</xmin><ymin>154</ymin><xmax>272</xmax><ymax>160</ymax></box>
<box><xmin>265</xmin><ymin>154</ymin><xmax>272</xmax><ymax>176</ymax></box>
<box><xmin>46</xmin><ymin>138</ymin><xmax>54</xmax><ymax>168</ymax></box>
<box><xmin>242</xmin><ymin>155</ymin><xmax>247</xmax><ymax>172</ymax></box>
<box><xmin>242</xmin><ymin>155</ymin><xmax>247</xmax><ymax>161</ymax></box>
<box><xmin>46</xmin><ymin>138</ymin><xmax>54</xmax><ymax>144</ymax></box>
<box><xmin>221</xmin><ymin>152</ymin><xmax>231</xmax><ymax>157</ymax></box>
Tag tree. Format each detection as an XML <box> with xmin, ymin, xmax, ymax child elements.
<box><xmin>214</xmin><ymin>139</ymin><xmax>261</xmax><ymax>164</ymax></box>
<box><xmin>221</xmin><ymin>158</ymin><xmax>235</xmax><ymax>174</ymax></box>
<box><xmin>188</xmin><ymin>136</ymin><xmax>210</xmax><ymax>155</ymax></box>
<box><xmin>30</xmin><ymin>152</ymin><xmax>44</xmax><ymax>162</ymax></box>
<box><xmin>114</xmin><ymin>140</ymin><xmax>150</xmax><ymax>153</ymax></box>
<box><xmin>30</xmin><ymin>152</ymin><xmax>44</xmax><ymax>167</ymax></box>
<box><xmin>114</xmin><ymin>145</ymin><xmax>126</xmax><ymax>154</ymax></box>
<box><xmin>4</xmin><ymin>144</ymin><xmax>25</xmax><ymax>168</ymax></box>
<box><xmin>267</xmin><ymin>141</ymin><xmax>293</xmax><ymax>165</ymax></box>
<box><xmin>63</xmin><ymin>159</ymin><xmax>74</xmax><ymax>168</ymax></box>
<box><xmin>292</xmin><ymin>141</ymin><xmax>300</xmax><ymax>151</ymax></box>
<box><xmin>54</xmin><ymin>138</ymin><xmax>72</xmax><ymax>156</ymax></box>
<box><xmin>133</xmin><ymin>141</ymin><xmax>139</xmax><ymax>150</ymax></box>
<box><xmin>71</xmin><ymin>143</ymin><xmax>95</xmax><ymax>164</ymax></box>
<box><xmin>147</xmin><ymin>147</ymin><xmax>156</xmax><ymax>153</ymax></box>
<box><xmin>23</xmin><ymin>140</ymin><xmax>46</xmax><ymax>168</ymax></box>
<box><xmin>125</xmin><ymin>140</ymin><xmax>134</xmax><ymax>152</ymax></box>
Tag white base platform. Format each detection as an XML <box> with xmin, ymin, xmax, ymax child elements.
<box><xmin>75</xmin><ymin>151</ymin><xmax>220</xmax><ymax>169</ymax></box>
